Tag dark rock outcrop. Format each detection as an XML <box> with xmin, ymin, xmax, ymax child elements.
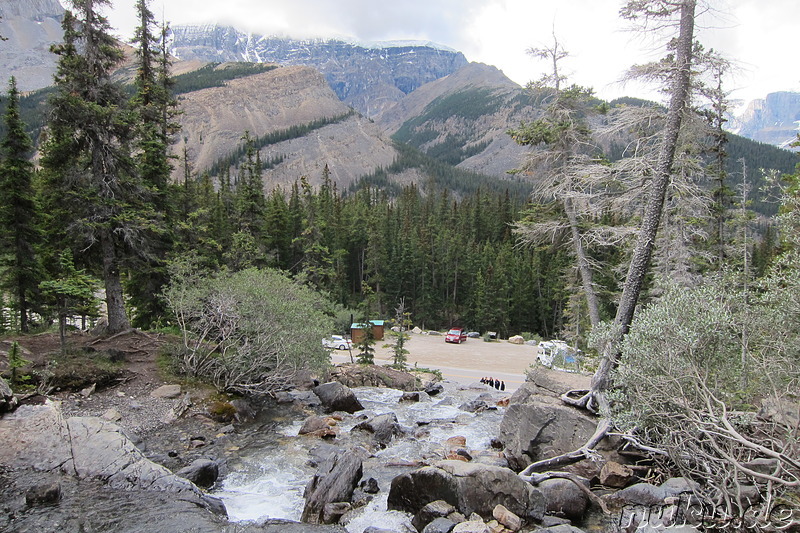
<box><xmin>313</xmin><ymin>381</ymin><xmax>364</xmax><ymax>414</ymax></box>
<box><xmin>387</xmin><ymin>460</ymin><xmax>545</xmax><ymax>523</ymax></box>
<box><xmin>176</xmin><ymin>458</ymin><xmax>220</xmax><ymax>489</ymax></box>
<box><xmin>301</xmin><ymin>448</ymin><xmax>365</xmax><ymax>524</ymax></box>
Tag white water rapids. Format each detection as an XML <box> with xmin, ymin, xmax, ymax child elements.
<box><xmin>211</xmin><ymin>381</ymin><xmax>508</xmax><ymax>531</ymax></box>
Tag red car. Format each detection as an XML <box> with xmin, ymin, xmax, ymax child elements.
<box><xmin>445</xmin><ymin>328</ymin><xmax>467</xmax><ymax>344</ymax></box>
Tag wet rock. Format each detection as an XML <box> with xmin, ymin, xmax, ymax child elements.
<box><xmin>609</xmin><ymin>482</ymin><xmax>666</xmax><ymax>507</ymax></box>
<box><xmin>301</xmin><ymin>447</ymin><xmax>365</xmax><ymax>524</ymax></box>
<box><xmin>400</xmin><ymin>391</ymin><xmax>421</xmax><ymax>402</ymax></box>
<box><xmin>176</xmin><ymin>458</ymin><xmax>219</xmax><ymax>488</ymax></box>
<box><xmin>300</xmin><ymin>415</ymin><xmax>339</xmax><ymax>438</ymax></box>
<box><xmin>360</xmin><ymin>477</ymin><xmax>380</xmax><ymax>494</ymax></box>
<box><xmin>352</xmin><ymin>412</ymin><xmax>403</xmax><ymax>448</ymax></box>
<box><xmin>425</xmin><ymin>382</ymin><xmax>444</xmax><ymax>396</ymax></box>
<box><xmin>25</xmin><ymin>482</ymin><xmax>61</xmax><ymax>507</ymax></box>
<box><xmin>413</xmin><ymin>499</ymin><xmax>458</xmax><ymax>531</ymax></box>
<box><xmin>536</xmin><ymin>526</ymin><xmax>587</xmax><ymax>533</ymax></box>
<box><xmin>150</xmin><ymin>384</ymin><xmax>181</xmax><ymax>398</ymax></box>
<box><xmin>388</xmin><ymin>460</ymin><xmax>545</xmax><ymax>523</ymax></box>
<box><xmin>323</xmin><ymin>501</ymin><xmax>352</xmax><ymax>523</ymax></box>
<box><xmin>423</xmin><ymin>517</ymin><xmax>457</xmax><ymax>533</ymax></box>
<box><xmin>231</xmin><ymin>398</ymin><xmax>257</xmax><ymax>422</ymax></box>
<box><xmin>538</xmin><ymin>476</ymin><xmax>590</xmax><ymax>521</ymax></box>
<box><xmin>276</xmin><ymin>389</ymin><xmax>323</xmax><ymax>407</ymax></box>
<box><xmin>313</xmin><ymin>381</ymin><xmax>364</xmax><ymax>414</ymax></box>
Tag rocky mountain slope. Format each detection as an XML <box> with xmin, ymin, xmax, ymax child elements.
<box><xmin>0</xmin><ymin>0</ymin><xmax>64</xmax><ymax>91</ymax></box>
<box><xmin>170</xmin><ymin>25</ymin><xmax>468</xmax><ymax>118</ymax></box>
<box><xmin>730</xmin><ymin>91</ymin><xmax>800</xmax><ymax>151</ymax></box>
<box><xmin>377</xmin><ymin>62</ymin><xmax>532</xmax><ymax>178</ymax></box>
<box><xmin>173</xmin><ymin>64</ymin><xmax>400</xmax><ymax>189</ymax></box>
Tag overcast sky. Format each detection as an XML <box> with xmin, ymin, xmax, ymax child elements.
<box><xmin>90</xmin><ymin>0</ymin><xmax>798</xmax><ymax>106</ymax></box>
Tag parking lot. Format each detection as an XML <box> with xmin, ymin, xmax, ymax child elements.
<box><xmin>330</xmin><ymin>331</ymin><xmax>592</xmax><ymax>392</ymax></box>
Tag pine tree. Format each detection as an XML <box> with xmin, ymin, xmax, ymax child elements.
<box><xmin>0</xmin><ymin>77</ymin><xmax>43</xmax><ymax>332</ymax></box>
<box><xmin>41</xmin><ymin>0</ymin><xmax>151</xmax><ymax>333</ymax></box>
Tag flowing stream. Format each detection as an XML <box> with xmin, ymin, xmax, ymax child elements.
<box><xmin>211</xmin><ymin>381</ymin><xmax>508</xmax><ymax>531</ymax></box>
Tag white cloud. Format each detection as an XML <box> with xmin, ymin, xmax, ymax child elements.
<box><xmin>100</xmin><ymin>0</ymin><xmax>798</xmax><ymax>104</ymax></box>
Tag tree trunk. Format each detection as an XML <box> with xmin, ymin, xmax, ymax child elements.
<box><xmin>100</xmin><ymin>228</ymin><xmax>130</xmax><ymax>334</ymax></box>
<box><xmin>591</xmin><ymin>0</ymin><xmax>696</xmax><ymax>398</ymax></box>
<box><xmin>565</xmin><ymin>197</ymin><xmax>601</xmax><ymax>327</ymax></box>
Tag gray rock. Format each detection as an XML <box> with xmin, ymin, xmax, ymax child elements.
<box><xmin>425</xmin><ymin>382</ymin><xmax>445</xmax><ymax>396</ymax></box>
<box><xmin>412</xmin><ymin>499</ymin><xmax>458</xmax><ymax>531</ymax></box>
<box><xmin>176</xmin><ymin>458</ymin><xmax>220</xmax><ymax>488</ymax></box>
<box><xmin>388</xmin><ymin>460</ymin><xmax>545</xmax><ymax>522</ymax></box>
<box><xmin>538</xmin><ymin>477</ymin><xmax>590</xmax><ymax>521</ymax></box>
<box><xmin>422</xmin><ymin>517</ymin><xmax>457</xmax><ymax>533</ymax></box>
<box><xmin>301</xmin><ymin>448</ymin><xmax>365</xmax><ymax>524</ymax></box>
<box><xmin>458</xmin><ymin>400</ymin><xmax>488</xmax><ymax>413</ymax></box>
<box><xmin>313</xmin><ymin>382</ymin><xmax>364</xmax><ymax>414</ymax></box>
<box><xmin>498</xmin><ymin>383</ymin><xmax>599</xmax><ymax>471</ymax></box>
<box><xmin>451</xmin><ymin>520</ymin><xmax>489</xmax><ymax>533</ymax></box>
<box><xmin>352</xmin><ymin>412</ymin><xmax>403</xmax><ymax>448</ymax></box>
<box><xmin>25</xmin><ymin>482</ymin><xmax>61</xmax><ymax>507</ymax></box>
<box><xmin>150</xmin><ymin>384</ymin><xmax>182</xmax><ymax>398</ymax></box>
<box><xmin>400</xmin><ymin>391</ymin><xmax>421</xmax><ymax>402</ymax></box>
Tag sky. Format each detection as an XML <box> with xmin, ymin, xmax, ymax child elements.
<box><xmin>89</xmin><ymin>0</ymin><xmax>799</xmax><ymax>106</ymax></box>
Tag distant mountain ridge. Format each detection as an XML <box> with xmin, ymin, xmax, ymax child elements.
<box><xmin>730</xmin><ymin>91</ymin><xmax>800</xmax><ymax>151</ymax></box>
<box><xmin>169</xmin><ymin>25</ymin><xmax>469</xmax><ymax>118</ymax></box>
<box><xmin>0</xmin><ymin>0</ymin><xmax>64</xmax><ymax>91</ymax></box>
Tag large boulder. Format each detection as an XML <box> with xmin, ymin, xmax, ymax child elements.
<box><xmin>388</xmin><ymin>460</ymin><xmax>545</xmax><ymax>523</ymax></box>
<box><xmin>351</xmin><ymin>412</ymin><xmax>404</xmax><ymax>448</ymax></box>
<box><xmin>0</xmin><ymin>402</ymin><xmax>217</xmax><ymax>508</ymax></box>
<box><xmin>301</xmin><ymin>448</ymin><xmax>365</xmax><ymax>524</ymax></box>
<box><xmin>329</xmin><ymin>363</ymin><xmax>419</xmax><ymax>391</ymax></box>
<box><xmin>498</xmin><ymin>382</ymin><xmax>602</xmax><ymax>472</ymax></box>
<box><xmin>538</xmin><ymin>477</ymin><xmax>590</xmax><ymax>521</ymax></box>
<box><xmin>313</xmin><ymin>381</ymin><xmax>364</xmax><ymax>414</ymax></box>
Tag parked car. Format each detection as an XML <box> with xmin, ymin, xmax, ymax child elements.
<box><xmin>445</xmin><ymin>328</ymin><xmax>467</xmax><ymax>344</ymax></box>
<box><xmin>323</xmin><ymin>335</ymin><xmax>353</xmax><ymax>350</ymax></box>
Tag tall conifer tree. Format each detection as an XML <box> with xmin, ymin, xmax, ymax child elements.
<box><xmin>41</xmin><ymin>0</ymin><xmax>152</xmax><ymax>333</ymax></box>
<box><xmin>0</xmin><ymin>77</ymin><xmax>42</xmax><ymax>332</ymax></box>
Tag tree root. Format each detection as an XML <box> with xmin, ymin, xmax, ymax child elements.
<box><xmin>521</xmin><ymin>470</ymin><xmax>611</xmax><ymax>514</ymax></box>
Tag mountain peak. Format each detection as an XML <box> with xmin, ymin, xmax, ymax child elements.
<box><xmin>170</xmin><ymin>26</ymin><xmax>468</xmax><ymax>118</ymax></box>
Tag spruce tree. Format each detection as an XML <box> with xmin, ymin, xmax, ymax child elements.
<box><xmin>41</xmin><ymin>0</ymin><xmax>151</xmax><ymax>334</ymax></box>
<box><xmin>0</xmin><ymin>77</ymin><xmax>43</xmax><ymax>332</ymax></box>
<box><xmin>126</xmin><ymin>0</ymin><xmax>178</xmax><ymax>328</ymax></box>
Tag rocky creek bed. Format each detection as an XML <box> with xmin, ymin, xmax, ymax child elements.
<box><xmin>1</xmin><ymin>332</ymin><xmax>705</xmax><ymax>533</ymax></box>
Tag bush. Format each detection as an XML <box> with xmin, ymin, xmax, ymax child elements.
<box><xmin>611</xmin><ymin>265</ymin><xmax>800</xmax><ymax>527</ymax></box>
<box><xmin>163</xmin><ymin>263</ymin><xmax>334</xmax><ymax>396</ymax></box>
